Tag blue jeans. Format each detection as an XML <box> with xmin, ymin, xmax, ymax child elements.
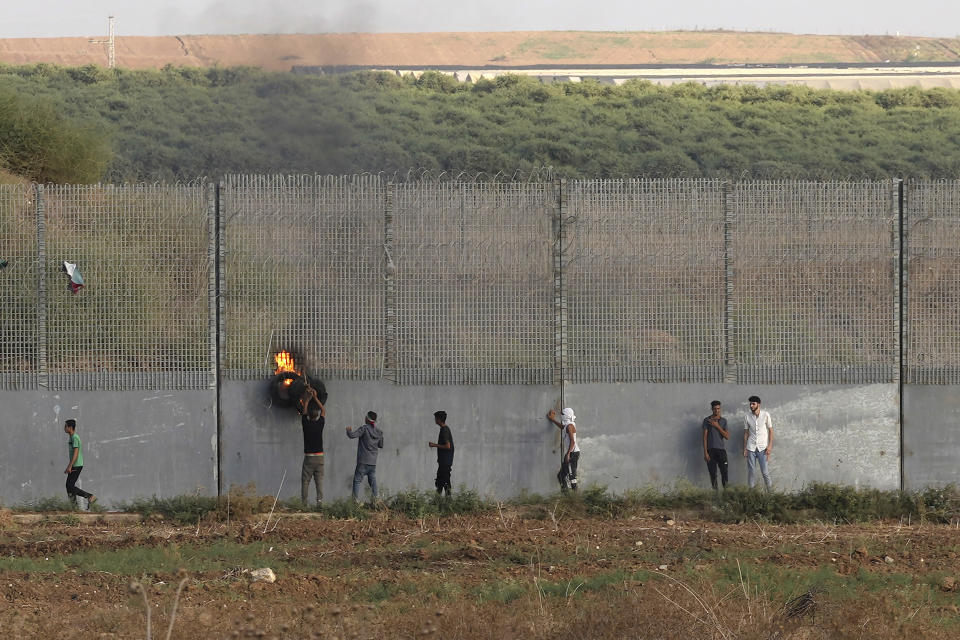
<box><xmin>352</xmin><ymin>463</ymin><xmax>378</xmax><ymax>502</ymax></box>
<box><xmin>746</xmin><ymin>449</ymin><xmax>772</xmax><ymax>491</ymax></box>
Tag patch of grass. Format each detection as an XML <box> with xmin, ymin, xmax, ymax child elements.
<box><xmin>116</xmin><ymin>495</ymin><xmax>219</xmax><ymax>524</ymax></box>
<box><xmin>427</xmin><ymin>579</ymin><xmax>463</xmax><ymax>601</ymax></box>
<box><xmin>116</xmin><ymin>484</ymin><xmax>275</xmax><ymax>524</ymax></box>
<box><xmin>13</xmin><ymin>496</ymin><xmax>78</xmax><ymax>512</ymax></box>
<box><xmin>473</xmin><ymin>578</ymin><xmax>527</xmax><ymax>604</ymax></box>
<box><xmin>0</xmin><ymin>555</ymin><xmax>67</xmax><ymax>572</ymax></box>
<box><xmin>386</xmin><ymin>489</ymin><xmax>493</xmax><ymax>519</ymax></box>
<box><xmin>507</xmin><ymin>483</ymin><xmax>960</xmax><ymax>525</ymax></box>
<box><xmin>360</xmin><ymin>580</ymin><xmax>417</xmax><ymax>603</ymax></box>
<box><xmin>363</xmin><ymin>581</ymin><xmax>396</xmax><ymax>602</ymax></box>
<box><xmin>537</xmin><ymin>569</ymin><xmax>633</xmax><ymax>598</ymax></box>
<box><xmin>320</xmin><ymin>498</ymin><xmax>369</xmax><ymax>520</ymax></box>
<box><xmin>0</xmin><ymin>540</ymin><xmax>276</xmax><ymax>575</ymax></box>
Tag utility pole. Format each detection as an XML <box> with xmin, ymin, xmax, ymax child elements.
<box><xmin>89</xmin><ymin>16</ymin><xmax>116</xmax><ymax>69</ymax></box>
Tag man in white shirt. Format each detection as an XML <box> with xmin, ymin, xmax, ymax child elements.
<box><xmin>547</xmin><ymin>408</ymin><xmax>580</xmax><ymax>493</ymax></box>
<box><xmin>743</xmin><ymin>395</ymin><xmax>773</xmax><ymax>491</ymax></box>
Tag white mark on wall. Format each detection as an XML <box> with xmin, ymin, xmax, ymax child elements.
<box><xmin>142</xmin><ymin>395</ymin><xmax>175</xmax><ymax>401</ymax></box>
<box><xmin>762</xmin><ymin>385</ymin><xmax>899</xmax><ymax>488</ymax></box>
<box><xmin>98</xmin><ymin>433</ymin><xmax>154</xmax><ymax>444</ymax></box>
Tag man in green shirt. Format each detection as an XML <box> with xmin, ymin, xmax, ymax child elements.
<box><xmin>64</xmin><ymin>419</ymin><xmax>96</xmax><ymax>508</ymax></box>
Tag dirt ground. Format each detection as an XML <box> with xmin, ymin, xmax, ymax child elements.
<box><xmin>1</xmin><ymin>507</ymin><xmax>959</xmax><ymax>639</ymax></box>
<box><xmin>1</xmin><ymin>31</ymin><xmax>959</xmax><ymax>71</ymax></box>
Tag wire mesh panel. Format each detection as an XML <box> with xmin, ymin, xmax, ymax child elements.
<box><xmin>0</xmin><ymin>185</ymin><xmax>39</xmax><ymax>389</ymax></box>
<box><xmin>730</xmin><ymin>181</ymin><xmax>897</xmax><ymax>384</ymax></box>
<box><xmin>393</xmin><ymin>181</ymin><xmax>554</xmax><ymax>384</ymax></box>
<box><xmin>905</xmin><ymin>180</ymin><xmax>960</xmax><ymax>384</ymax></box>
<box><xmin>222</xmin><ymin>175</ymin><xmax>385</xmax><ymax>380</ymax></box>
<box><xmin>43</xmin><ymin>184</ymin><xmax>211</xmax><ymax>390</ymax></box>
<box><xmin>564</xmin><ymin>179</ymin><xmax>725</xmax><ymax>382</ymax></box>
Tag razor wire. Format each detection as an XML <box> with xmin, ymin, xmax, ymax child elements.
<box><xmin>221</xmin><ymin>175</ymin><xmax>385</xmax><ymax>380</ymax></box>
<box><xmin>0</xmin><ymin>185</ymin><xmax>39</xmax><ymax>389</ymax></box>
<box><xmin>729</xmin><ymin>181</ymin><xmax>898</xmax><ymax>384</ymax></box>
<box><xmin>42</xmin><ymin>184</ymin><xmax>211</xmax><ymax>390</ymax></box>
<box><xmin>392</xmin><ymin>181</ymin><xmax>555</xmax><ymax>384</ymax></box>
<box><xmin>563</xmin><ymin>179</ymin><xmax>726</xmax><ymax>382</ymax></box>
<box><xmin>905</xmin><ymin>179</ymin><xmax>960</xmax><ymax>384</ymax></box>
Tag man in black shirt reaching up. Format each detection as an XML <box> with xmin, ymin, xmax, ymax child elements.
<box><xmin>301</xmin><ymin>400</ymin><xmax>326</xmax><ymax>507</ymax></box>
<box><xmin>428</xmin><ymin>410</ymin><xmax>454</xmax><ymax>496</ymax></box>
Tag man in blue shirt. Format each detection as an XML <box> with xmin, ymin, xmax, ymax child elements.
<box><xmin>346</xmin><ymin>411</ymin><xmax>383</xmax><ymax>504</ymax></box>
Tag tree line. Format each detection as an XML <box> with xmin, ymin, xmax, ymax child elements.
<box><xmin>1</xmin><ymin>62</ymin><xmax>960</xmax><ymax>183</ymax></box>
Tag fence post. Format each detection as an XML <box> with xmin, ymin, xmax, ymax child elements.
<box><xmin>722</xmin><ymin>180</ymin><xmax>736</xmax><ymax>384</ymax></box>
<box><xmin>895</xmin><ymin>178</ymin><xmax>906</xmax><ymax>386</ymax></box>
<box><xmin>553</xmin><ymin>179</ymin><xmax>567</xmax><ymax>390</ymax></box>
<box><xmin>895</xmin><ymin>177</ymin><xmax>905</xmax><ymax>491</ymax></box>
<box><xmin>35</xmin><ymin>184</ymin><xmax>47</xmax><ymax>389</ymax></box>
<box><xmin>209</xmin><ymin>181</ymin><xmax>223</xmax><ymax>495</ymax></box>
<box><xmin>384</xmin><ymin>181</ymin><xmax>397</xmax><ymax>383</ymax></box>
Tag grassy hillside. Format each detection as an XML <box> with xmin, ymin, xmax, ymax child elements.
<box><xmin>2</xmin><ymin>63</ymin><xmax>960</xmax><ymax>182</ymax></box>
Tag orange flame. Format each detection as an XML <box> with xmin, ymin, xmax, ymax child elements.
<box><xmin>274</xmin><ymin>351</ymin><xmax>296</xmax><ymax>375</ymax></box>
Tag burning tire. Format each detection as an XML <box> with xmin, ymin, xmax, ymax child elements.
<box><xmin>269</xmin><ymin>371</ymin><xmax>328</xmax><ymax>409</ymax></box>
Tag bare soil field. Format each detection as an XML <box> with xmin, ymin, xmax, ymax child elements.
<box><xmin>1</xmin><ymin>31</ymin><xmax>959</xmax><ymax>71</ymax></box>
<box><xmin>1</xmin><ymin>506</ymin><xmax>958</xmax><ymax>639</ymax></box>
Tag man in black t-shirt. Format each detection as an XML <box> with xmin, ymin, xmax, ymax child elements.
<box><xmin>428</xmin><ymin>410</ymin><xmax>454</xmax><ymax>496</ymax></box>
<box><xmin>301</xmin><ymin>400</ymin><xmax>326</xmax><ymax>507</ymax></box>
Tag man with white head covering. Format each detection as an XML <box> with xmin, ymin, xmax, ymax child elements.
<box><xmin>547</xmin><ymin>407</ymin><xmax>581</xmax><ymax>492</ymax></box>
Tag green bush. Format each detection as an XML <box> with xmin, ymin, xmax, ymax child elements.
<box><xmin>0</xmin><ymin>89</ymin><xmax>110</xmax><ymax>182</ymax></box>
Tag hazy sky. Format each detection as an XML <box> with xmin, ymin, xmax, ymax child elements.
<box><xmin>1</xmin><ymin>1</ymin><xmax>957</xmax><ymax>39</ymax></box>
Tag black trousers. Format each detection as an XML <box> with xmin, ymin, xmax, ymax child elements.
<box><xmin>558</xmin><ymin>451</ymin><xmax>580</xmax><ymax>491</ymax></box>
<box><xmin>435</xmin><ymin>462</ymin><xmax>452</xmax><ymax>495</ymax></box>
<box><xmin>66</xmin><ymin>467</ymin><xmax>93</xmax><ymax>502</ymax></box>
<box><xmin>706</xmin><ymin>448</ymin><xmax>729</xmax><ymax>490</ymax></box>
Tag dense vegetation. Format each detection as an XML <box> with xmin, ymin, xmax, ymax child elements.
<box><xmin>0</xmin><ymin>87</ymin><xmax>109</xmax><ymax>182</ymax></box>
<box><xmin>1</xmin><ymin>63</ymin><xmax>960</xmax><ymax>182</ymax></box>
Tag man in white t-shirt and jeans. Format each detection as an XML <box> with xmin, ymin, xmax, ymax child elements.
<box><xmin>547</xmin><ymin>408</ymin><xmax>580</xmax><ymax>493</ymax></box>
<box><xmin>743</xmin><ymin>395</ymin><xmax>773</xmax><ymax>491</ymax></box>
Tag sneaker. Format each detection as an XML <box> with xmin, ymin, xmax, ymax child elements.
<box><xmin>88</xmin><ymin>495</ymin><xmax>97</xmax><ymax>506</ymax></box>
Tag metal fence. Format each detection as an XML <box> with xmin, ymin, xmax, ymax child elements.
<box><xmin>220</xmin><ymin>175</ymin><xmax>385</xmax><ymax>380</ymax></box>
<box><xmin>564</xmin><ymin>179</ymin><xmax>726</xmax><ymax>383</ymax></box>
<box><xmin>905</xmin><ymin>179</ymin><xmax>960</xmax><ymax>384</ymax></box>
<box><xmin>0</xmin><ymin>178</ymin><xmax>957</xmax><ymax>389</ymax></box>
<box><xmin>0</xmin><ymin>185</ymin><xmax>37</xmax><ymax>389</ymax></box>
<box><xmin>1</xmin><ymin>183</ymin><xmax>211</xmax><ymax>390</ymax></box>
<box><xmin>729</xmin><ymin>181</ymin><xmax>898</xmax><ymax>384</ymax></box>
<box><xmin>393</xmin><ymin>181</ymin><xmax>555</xmax><ymax>384</ymax></box>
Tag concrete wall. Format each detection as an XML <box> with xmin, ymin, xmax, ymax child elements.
<box><xmin>11</xmin><ymin>379</ymin><xmax>960</xmax><ymax>508</ymax></box>
<box><xmin>902</xmin><ymin>385</ymin><xmax>960</xmax><ymax>490</ymax></box>
<box><xmin>564</xmin><ymin>383</ymin><xmax>901</xmax><ymax>492</ymax></box>
<box><xmin>0</xmin><ymin>389</ymin><xmax>216</xmax><ymax>506</ymax></box>
<box><xmin>220</xmin><ymin>380</ymin><xmax>561</xmax><ymax>501</ymax></box>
